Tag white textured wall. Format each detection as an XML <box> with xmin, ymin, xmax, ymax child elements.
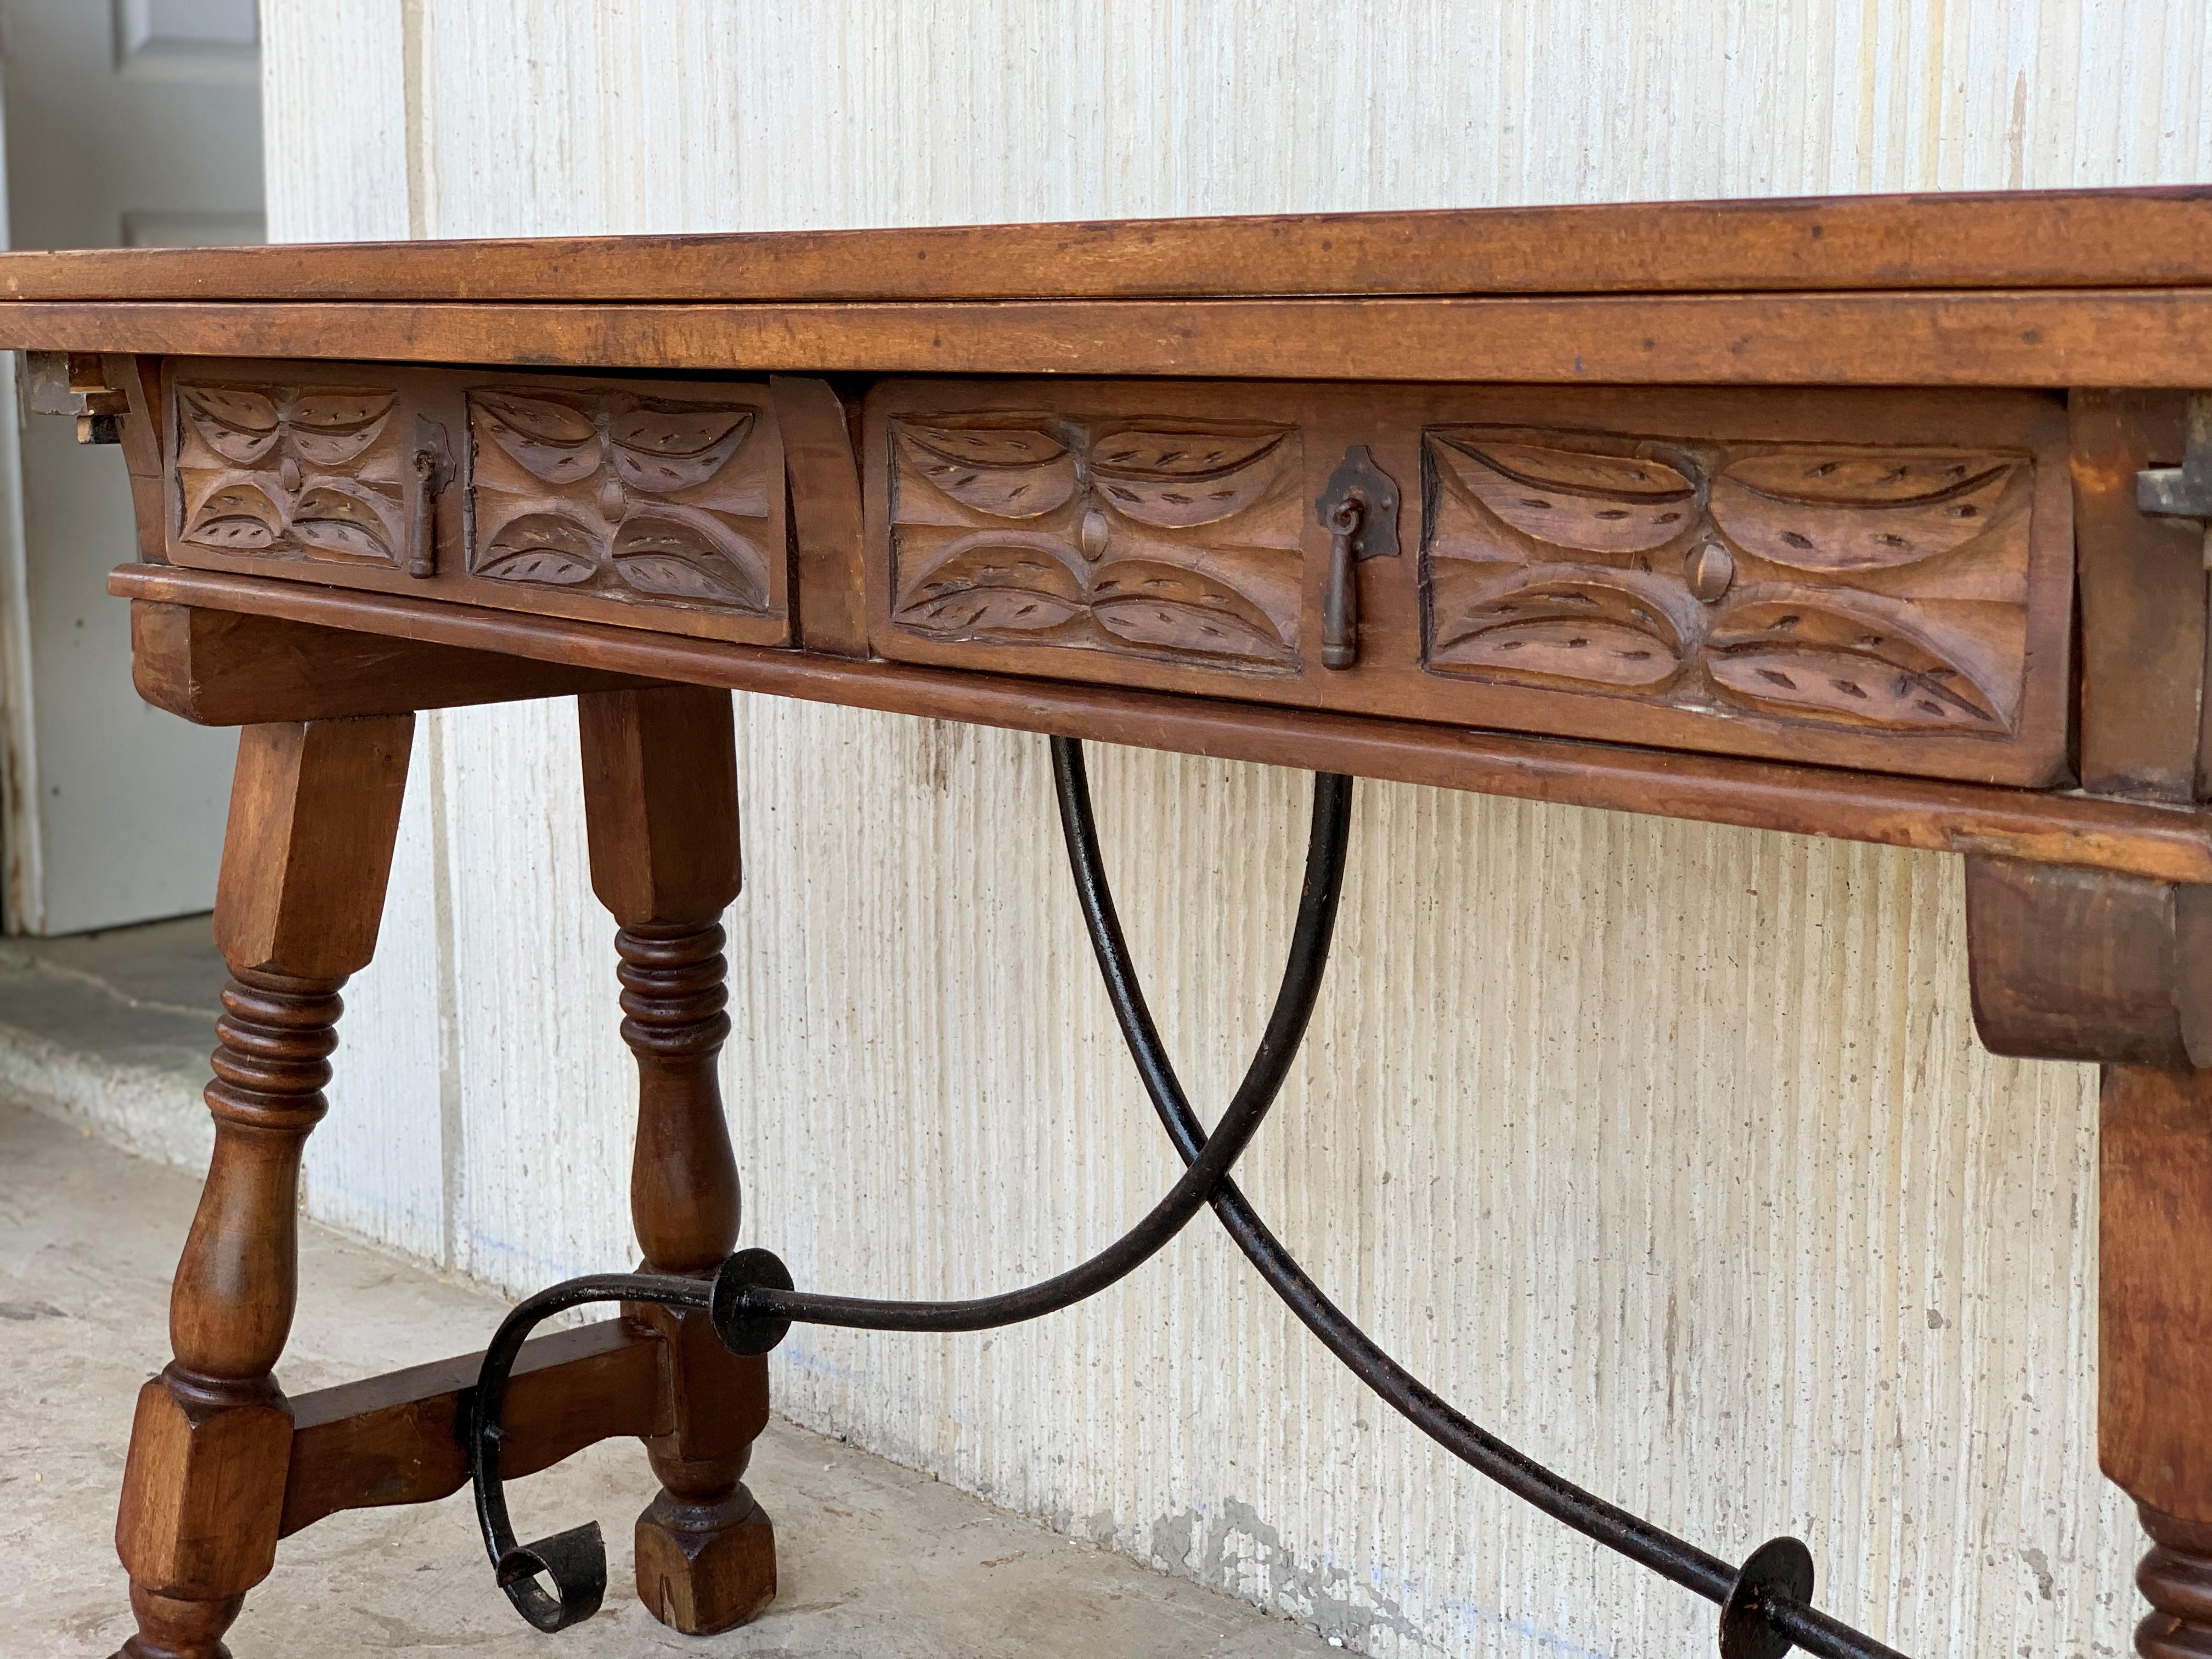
<box><xmin>262</xmin><ymin>4</ymin><xmax>2211</xmax><ymax>1654</ymax></box>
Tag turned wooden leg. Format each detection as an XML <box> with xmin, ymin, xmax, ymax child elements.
<box><xmin>2103</xmin><ymin>1063</ymin><xmax>2212</xmax><ymax>1657</ymax></box>
<box><xmin>578</xmin><ymin>685</ymin><xmax>774</xmax><ymax>1634</ymax></box>
<box><xmin>112</xmin><ymin>717</ymin><xmax>411</xmax><ymax>1659</ymax></box>
<box><xmin>1966</xmin><ymin>861</ymin><xmax>2212</xmax><ymax>1651</ymax></box>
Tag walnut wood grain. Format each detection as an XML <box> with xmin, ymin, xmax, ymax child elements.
<box><xmin>1426</xmin><ymin>427</ymin><xmax>2039</xmax><ymax>738</ymax></box>
<box><xmin>7</xmin><ymin>290</ymin><xmax>2212</xmax><ymax>387</ymax></box>
<box><xmin>279</xmin><ymin>1320</ymin><xmax>663</xmax><ymax>1538</ymax></box>
<box><xmin>110</xmin><ymin>567</ymin><xmax>2212</xmax><ymax>883</ymax></box>
<box><xmin>2104</xmin><ymin>1066</ymin><xmax>2212</xmax><ymax>1657</ymax></box>
<box><xmin>1974</xmin><ymin>380</ymin><xmax>2212</xmax><ymax>1655</ymax></box>
<box><xmin>114</xmin><ymin>715</ymin><xmax>411</xmax><ymax>1659</ymax></box>
<box><xmin>863</xmin><ymin>380</ymin><xmax>2073</xmax><ymax>787</ymax></box>
<box><xmin>2072</xmin><ymin>392</ymin><xmax>2208</xmax><ymax>802</ymax></box>
<box><xmin>1964</xmin><ymin>859</ymin><xmax>2212</xmax><ymax>1066</ymax></box>
<box><xmin>771</xmin><ymin>376</ymin><xmax>869</xmax><ymax>658</ymax></box>
<box><xmin>577</xmin><ymin>686</ymin><xmax>776</xmax><ymax>1633</ymax></box>
<box><xmin>159</xmin><ymin>360</ymin><xmax>794</xmax><ymax>649</ymax></box>
<box><xmin>466</xmin><ymin>379</ymin><xmax>782</xmax><ymax>617</ymax></box>
<box><xmin>0</xmin><ymin>188</ymin><xmax>2208</xmax><ymax>302</ymax></box>
<box><xmin>131</xmin><ymin>601</ymin><xmax>662</xmax><ymax>724</ymax></box>
<box><xmin>101</xmin><ymin>352</ymin><xmax>168</xmax><ymax>562</ymax></box>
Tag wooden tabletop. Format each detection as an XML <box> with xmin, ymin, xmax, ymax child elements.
<box><xmin>0</xmin><ymin>189</ymin><xmax>2207</xmax><ymax>385</ymax></box>
<box><xmin>0</xmin><ymin>188</ymin><xmax>2208</xmax><ymax>302</ymax></box>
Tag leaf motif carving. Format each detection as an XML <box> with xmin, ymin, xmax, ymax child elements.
<box><xmin>288</xmin><ymin>389</ymin><xmax>395</xmax><ymax>429</ymax></box>
<box><xmin>478</xmin><ymin>549</ymin><xmax>599</xmax><ymax>585</ymax></box>
<box><xmin>895</xmin><ymin>537</ymin><xmax>1085</xmax><ymax>633</ymax></box>
<box><xmin>475</xmin><ymin>391</ymin><xmax>603</xmax><ymax>485</ymax></box>
<box><xmin>608</xmin><ymin>403</ymin><xmax>755</xmax><ymax>494</ymax></box>
<box><xmin>463</xmin><ymin>387</ymin><xmax>781</xmax><ymax>619</ymax></box>
<box><xmin>1418</xmin><ymin>421</ymin><xmax>2035</xmax><ymax>747</ymax></box>
<box><xmin>476</xmin><ymin>391</ymin><xmax>595</xmax><ymax>443</ymax></box>
<box><xmin>289</xmin><ymin>481</ymin><xmax>396</xmax><ymax>562</ymax></box>
<box><xmin>180</xmin><ymin>385</ymin><xmax>396</xmax><ymax>470</ymax></box>
<box><xmin>899</xmin><ymin>586</ymin><xmax>1088</xmax><ymax>634</ymax></box>
<box><xmin>1710</xmin><ymin>451</ymin><xmax>2019</xmax><ymax>571</ymax></box>
<box><xmin>285</xmin><ymin>389</ymin><xmax>396</xmax><ymax>467</ymax></box>
<box><xmin>180</xmin><ymin>385</ymin><xmax>278</xmax><ymax>431</ymax></box>
<box><xmin>888</xmin><ymin>411</ymin><xmax>1305</xmax><ymax>670</ymax></box>
<box><xmin>1431</xmin><ymin>578</ymin><xmax>1685</xmax><ymax>689</ymax></box>
<box><xmin>610</xmin><ymin>403</ymin><xmax>751</xmax><ymax>456</ymax></box>
<box><xmin>1091</xmin><ymin>426</ymin><xmax>1291</xmax><ymax>528</ymax></box>
<box><xmin>180</xmin><ymin>386</ymin><xmax>283</xmax><ymax>466</ymax></box>
<box><xmin>182</xmin><ymin>479</ymin><xmax>285</xmax><ymax>551</ymax></box>
<box><xmin>1092</xmin><ymin>428</ymin><xmax>1283</xmax><ymax>477</ymax></box>
<box><xmin>1706</xmin><ymin>647</ymin><xmax>1997</xmax><ymax>729</ymax></box>
<box><xmin>1706</xmin><ymin>602</ymin><xmax>2002</xmax><ymax>730</ymax></box>
<box><xmin>893</xmin><ymin>540</ymin><xmax>1292</xmax><ymax>664</ymax></box>
<box><xmin>1432</xmin><ymin>435</ymin><xmax>1697</xmax><ymax>554</ymax></box>
<box><xmin>613</xmin><ymin>552</ymin><xmax>752</xmax><ymax>603</ymax></box>
<box><xmin>898</xmin><ymin>424</ymin><xmax>1079</xmax><ymax>520</ymax></box>
<box><xmin>1090</xmin><ymin>559</ymin><xmax>1295</xmax><ymax>663</ymax></box>
<box><xmin>610</xmin><ymin>513</ymin><xmax>768</xmax><ymax>610</ymax></box>
<box><xmin>477</xmin><ymin>512</ymin><xmax>602</xmax><ymax>585</ymax></box>
<box><xmin>904</xmin><ymin>425</ymin><xmax>1070</xmax><ymax>469</ymax></box>
<box><xmin>1720</xmin><ymin>452</ymin><xmax>2011</xmax><ymax>505</ymax></box>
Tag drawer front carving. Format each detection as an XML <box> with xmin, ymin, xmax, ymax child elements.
<box><xmin>884</xmin><ymin>410</ymin><xmax>1306</xmax><ymax>673</ymax></box>
<box><xmin>466</xmin><ymin>386</ymin><xmax>777</xmax><ymax>615</ymax></box>
<box><xmin>176</xmin><ymin>381</ymin><xmax>411</xmax><ymax>566</ymax></box>
<box><xmin>164</xmin><ymin>368</ymin><xmax>2071</xmax><ymax>788</ymax></box>
<box><xmin>866</xmin><ymin>380</ymin><xmax>2070</xmax><ymax>786</ymax></box>
<box><xmin>1424</xmin><ymin>430</ymin><xmax>2035</xmax><ymax>738</ymax></box>
<box><xmin>162</xmin><ymin>362</ymin><xmax>791</xmax><ymax>647</ymax></box>
<box><xmin>865</xmin><ymin>380</ymin><xmax>1366</xmax><ymax>706</ymax></box>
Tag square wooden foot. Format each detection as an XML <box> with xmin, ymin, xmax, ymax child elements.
<box><xmin>115</xmin><ymin>1370</ymin><xmax>293</xmax><ymax>1599</ymax></box>
<box><xmin>635</xmin><ymin>1487</ymin><xmax>776</xmax><ymax>1634</ymax></box>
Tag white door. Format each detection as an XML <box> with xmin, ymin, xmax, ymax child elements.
<box><xmin>0</xmin><ymin>0</ymin><xmax>263</xmax><ymax>935</ymax></box>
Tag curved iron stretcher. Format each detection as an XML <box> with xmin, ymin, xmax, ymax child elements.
<box><xmin>466</xmin><ymin>738</ymin><xmax>1906</xmax><ymax>1659</ymax></box>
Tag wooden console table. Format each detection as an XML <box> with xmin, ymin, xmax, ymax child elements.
<box><xmin>5</xmin><ymin>188</ymin><xmax>2211</xmax><ymax>1657</ymax></box>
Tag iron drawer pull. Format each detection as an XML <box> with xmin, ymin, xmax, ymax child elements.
<box><xmin>405</xmin><ymin>416</ymin><xmax>452</xmax><ymax>579</ymax></box>
<box><xmin>468</xmin><ymin>738</ymin><xmax>1905</xmax><ymax>1659</ymax></box>
<box><xmin>1320</xmin><ymin>494</ymin><xmax>1364</xmax><ymax>667</ymax></box>
<box><xmin>1314</xmin><ymin>442</ymin><xmax>1402</xmax><ymax>669</ymax></box>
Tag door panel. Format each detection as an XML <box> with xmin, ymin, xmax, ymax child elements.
<box><xmin>0</xmin><ymin>0</ymin><xmax>262</xmax><ymax>934</ymax></box>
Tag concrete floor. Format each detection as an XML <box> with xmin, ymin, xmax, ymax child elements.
<box><xmin>0</xmin><ymin>928</ymin><xmax>1340</xmax><ymax>1658</ymax></box>
<box><xmin>0</xmin><ymin>916</ymin><xmax>219</xmax><ymax>1168</ymax></box>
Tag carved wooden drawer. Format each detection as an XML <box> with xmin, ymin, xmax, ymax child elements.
<box><xmin>161</xmin><ymin>360</ymin><xmax>791</xmax><ymax>645</ymax></box>
<box><xmin>862</xmin><ymin>380</ymin><xmax>2073</xmax><ymax>787</ymax></box>
<box><xmin>862</xmin><ymin>379</ymin><xmax>1327</xmax><ymax>686</ymax></box>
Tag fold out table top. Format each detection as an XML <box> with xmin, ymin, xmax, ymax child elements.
<box><xmin>1</xmin><ymin>189</ymin><xmax>2208</xmax><ymax>882</ymax></box>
